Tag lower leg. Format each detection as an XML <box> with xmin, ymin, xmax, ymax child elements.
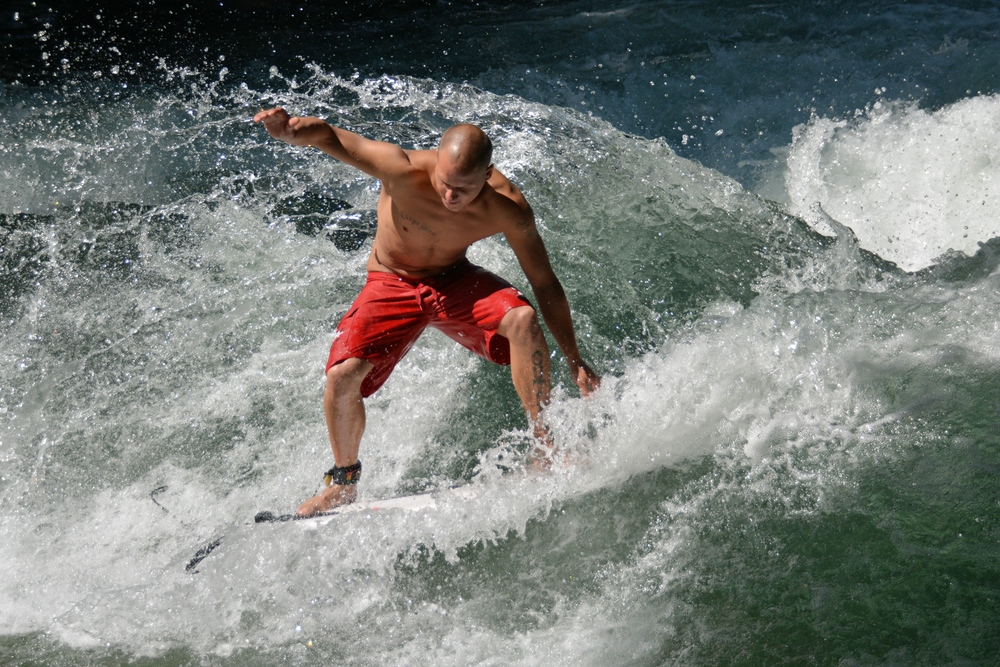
<box><xmin>499</xmin><ymin>306</ymin><xmax>551</xmax><ymax>440</ymax></box>
<box><xmin>324</xmin><ymin>361</ymin><xmax>369</xmax><ymax>467</ymax></box>
<box><xmin>296</xmin><ymin>358</ymin><xmax>372</xmax><ymax>517</ymax></box>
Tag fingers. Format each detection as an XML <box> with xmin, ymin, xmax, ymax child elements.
<box><xmin>253</xmin><ymin>108</ymin><xmax>298</xmax><ymax>143</ymax></box>
<box><xmin>574</xmin><ymin>363</ymin><xmax>601</xmax><ymax>397</ymax></box>
<box><xmin>252</xmin><ymin>107</ymin><xmax>289</xmax><ymax>124</ymax></box>
<box><xmin>252</xmin><ymin>108</ymin><xmax>274</xmax><ymax>123</ymax></box>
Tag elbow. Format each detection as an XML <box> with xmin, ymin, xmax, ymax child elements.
<box><xmin>531</xmin><ymin>278</ymin><xmax>566</xmax><ymax>304</ymax></box>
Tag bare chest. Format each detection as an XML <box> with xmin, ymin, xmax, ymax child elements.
<box><xmin>371</xmin><ymin>192</ymin><xmax>497</xmax><ymax>274</ymax></box>
<box><xmin>381</xmin><ymin>191</ymin><xmax>497</xmax><ymax>246</ymax></box>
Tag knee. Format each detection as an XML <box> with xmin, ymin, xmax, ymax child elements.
<box><xmin>500</xmin><ymin>305</ymin><xmax>542</xmax><ymax>345</ymax></box>
<box><xmin>325</xmin><ymin>358</ymin><xmax>371</xmax><ymax>397</ymax></box>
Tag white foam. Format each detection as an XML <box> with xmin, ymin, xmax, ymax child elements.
<box><xmin>784</xmin><ymin>94</ymin><xmax>1000</xmax><ymax>272</ymax></box>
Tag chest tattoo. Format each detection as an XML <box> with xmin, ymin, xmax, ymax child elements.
<box><xmin>399</xmin><ymin>210</ymin><xmax>437</xmax><ymax>236</ymax></box>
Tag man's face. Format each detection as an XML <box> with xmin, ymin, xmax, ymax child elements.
<box><xmin>433</xmin><ymin>154</ymin><xmax>490</xmax><ymax>212</ymax></box>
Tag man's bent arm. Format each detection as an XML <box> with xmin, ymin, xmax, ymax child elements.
<box><xmin>504</xmin><ymin>214</ymin><xmax>600</xmax><ymax>396</ymax></box>
<box><xmin>530</xmin><ymin>276</ymin><xmax>600</xmax><ymax>396</ymax></box>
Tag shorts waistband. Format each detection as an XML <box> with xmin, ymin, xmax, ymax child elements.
<box><xmin>366</xmin><ymin>258</ymin><xmax>474</xmax><ymax>285</ymax></box>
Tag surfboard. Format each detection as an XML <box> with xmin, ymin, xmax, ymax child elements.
<box><xmin>253</xmin><ymin>485</ymin><xmax>479</xmax><ymax>529</ymax></box>
<box><xmin>184</xmin><ymin>485</ymin><xmax>480</xmax><ymax>573</ymax></box>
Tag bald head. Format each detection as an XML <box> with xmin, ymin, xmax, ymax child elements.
<box><xmin>438</xmin><ymin>124</ymin><xmax>493</xmax><ymax>175</ymax></box>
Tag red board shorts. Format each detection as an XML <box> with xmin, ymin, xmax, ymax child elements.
<box><xmin>326</xmin><ymin>259</ymin><xmax>532</xmax><ymax>397</ymax></box>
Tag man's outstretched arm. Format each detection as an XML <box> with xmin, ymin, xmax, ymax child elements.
<box><xmin>253</xmin><ymin>107</ymin><xmax>411</xmax><ymax>180</ymax></box>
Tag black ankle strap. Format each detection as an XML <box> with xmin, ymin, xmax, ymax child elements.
<box><xmin>323</xmin><ymin>461</ymin><xmax>362</xmax><ymax>487</ymax></box>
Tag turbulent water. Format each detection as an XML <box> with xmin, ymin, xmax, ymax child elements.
<box><xmin>2</xmin><ymin>1</ymin><xmax>999</xmax><ymax>665</ymax></box>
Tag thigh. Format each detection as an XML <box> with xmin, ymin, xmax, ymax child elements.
<box><xmin>431</xmin><ymin>265</ymin><xmax>531</xmax><ymax>364</ymax></box>
<box><xmin>327</xmin><ymin>276</ymin><xmax>429</xmax><ymax>395</ymax></box>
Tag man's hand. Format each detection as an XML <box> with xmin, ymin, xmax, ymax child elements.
<box><xmin>569</xmin><ymin>359</ymin><xmax>601</xmax><ymax>397</ymax></box>
<box><xmin>253</xmin><ymin>107</ymin><xmax>328</xmax><ymax>147</ymax></box>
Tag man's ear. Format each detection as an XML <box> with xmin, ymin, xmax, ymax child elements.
<box><xmin>484</xmin><ymin>164</ymin><xmax>494</xmax><ymax>181</ymax></box>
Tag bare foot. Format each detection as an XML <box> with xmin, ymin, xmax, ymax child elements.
<box><xmin>528</xmin><ymin>422</ymin><xmax>564</xmax><ymax>470</ymax></box>
<box><xmin>529</xmin><ymin>450</ymin><xmax>553</xmax><ymax>471</ymax></box>
<box><xmin>528</xmin><ymin>439</ymin><xmax>561</xmax><ymax>471</ymax></box>
<box><xmin>295</xmin><ymin>483</ymin><xmax>358</xmax><ymax>518</ymax></box>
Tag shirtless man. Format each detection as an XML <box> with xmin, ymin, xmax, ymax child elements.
<box><xmin>253</xmin><ymin>108</ymin><xmax>600</xmax><ymax>517</ymax></box>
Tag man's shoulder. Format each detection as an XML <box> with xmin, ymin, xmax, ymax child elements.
<box><xmin>485</xmin><ymin>171</ymin><xmax>531</xmax><ymax>222</ymax></box>
<box><xmin>382</xmin><ymin>150</ymin><xmax>432</xmax><ymax>189</ymax></box>
<box><xmin>487</xmin><ymin>166</ymin><xmax>523</xmax><ymax>198</ymax></box>
<box><xmin>404</xmin><ymin>149</ymin><xmax>436</xmax><ymax>169</ymax></box>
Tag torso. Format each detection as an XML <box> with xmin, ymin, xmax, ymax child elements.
<box><xmin>365</xmin><ymin>150</ymin><xmax>522</xmax><ymax>279</ymax></box>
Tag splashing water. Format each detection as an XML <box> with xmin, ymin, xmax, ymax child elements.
<box><xmin>2</xmin><ymin>5</ymin><xmax>1000</xmax><ymax>664</ymax></box>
